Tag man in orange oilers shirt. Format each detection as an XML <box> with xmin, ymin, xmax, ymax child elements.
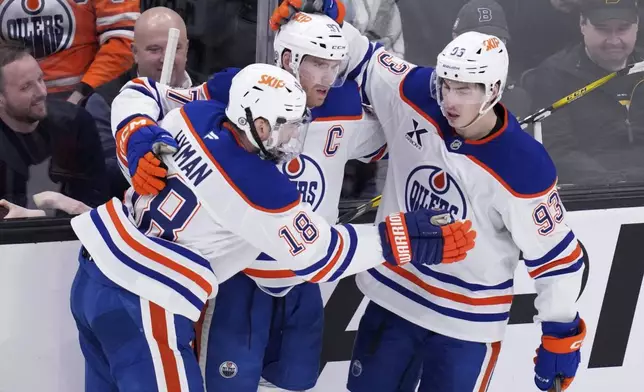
<box><xmin>0</xmin><ymin>0</ymin><xmax>139</xmax><ymax>103</ymax></box>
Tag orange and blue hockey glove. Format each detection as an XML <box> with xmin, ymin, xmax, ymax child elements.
<box><xmin>534</xmin><ymin>315</ymin><xmax>586</xmax><ymax>391</ymax></box>
<box><xmin>378</xmin><ymin>209</ymin><xmax>476</xmax><ymax>266</ymax></box>
<box><xmin>270</xmin><ymin>0</ymin><xmax>346</xmax><ymax>31</ymax></box>
<box><xmin>116</xmin><ymin>116</ymin><xmax>177</xmax><ymax>195</ymax></box>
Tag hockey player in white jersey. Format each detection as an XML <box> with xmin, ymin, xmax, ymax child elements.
<box><xmin>199</xmin><ymin>14</ymin><xmax>390</xmax><ymax>392</ymax></box>
<box><xmin>70</xmin><ymin>63</ymin><xmax>477</xmax><ymax>391</ymax></box>
<box><xmin>271</xmin><ymin>1</ymin><xmax>587</xmax><ymax>391</ymax></box>
<box><xmin>109</xmin><ymin>13</ymin><xmax>392</xmax><ymax>391</ymax></box>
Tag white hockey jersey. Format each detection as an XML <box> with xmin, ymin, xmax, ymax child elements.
<box><xmin>110</xmin><ymin>73</ymin><xmax>387</xmax><ymax>296</ymax></box>
<box><xmin>342</xmin><ymin>22</ymin><xmax>585</xmax><ymax>343</ymax></box>
<box><xmin>74</xmin><ymin>100</ymin><xmax>391</xmax><ymax>321</ymax></box>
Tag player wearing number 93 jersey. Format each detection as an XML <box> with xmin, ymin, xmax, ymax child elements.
<box><xmin>68</xmin><ymin>63</ymin><xmax>476</xmax><ymax>392</ymax></box>
<box><xmin>328</xmin><ymin>14</ymin><xmax>588</xmax><ymax>392</ymax></box>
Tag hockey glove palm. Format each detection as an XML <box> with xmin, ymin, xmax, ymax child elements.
<box><xmin>117</xmin><ymin>119</ymin><xmax>177</xmax><ymax>195</ymax></box>
<box><xmin>270</xmin><ymin>0</ymin><xmax>346</xmax><ymax>31</ymax></box>
<box><xmin>378</xmin><ymin>209</ymin><xmax>476</xmax><ymax>266</ymax></box>
<box><xmin>534</xmin><ymin>315</ymin><xmax>586</xmax><ymax>391</ymax></box>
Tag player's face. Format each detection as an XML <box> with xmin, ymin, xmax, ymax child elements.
<box><xmin>298</xmin><ymin>55</ymin><xmax>343</xmax><ymax>108</ymax></box>
<box><xmin>0</xmin><ymin>55</ymin><xmax>47</xmax><ymax>125</ymax></box>
<box><xmin>439</xmin><ymin>79</ymin><xmax>487</xmax><ymax>128</ymax></box>
<box><xmin>581</xmin><ymin>18</ymin><xmax>638</xmax><ymax>70</ymax></box>
<box><xmin>252</xmin><ymin>115</ymin><xmax>310</xmax><ymax>163</ymax></box>
<box><xmin>133</xmin><ymin>26</ymin><xmax>189</xmax><ymax>87</ymax></box>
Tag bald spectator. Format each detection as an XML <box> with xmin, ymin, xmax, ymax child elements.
<box><xmin>525</xmin><ymin>0</ymin><xmax>644</xmax><ymax>185</ymax></box>
<box><xmin>452</xmin><ymin>0</ymin><xmax>531</xmax><ymax>119</ymax></box>
<box><xmin>84</xmin><ymin>7</ymin><xmax>193</xmax><ymax>198</ymax></box>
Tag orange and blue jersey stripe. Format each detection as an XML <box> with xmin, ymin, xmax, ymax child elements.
<box><xmin>71</xmin><ymin>198</ymin><xmax>217</xmax><ymax>322</ymax></box>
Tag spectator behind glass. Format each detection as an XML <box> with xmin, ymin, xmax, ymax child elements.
<box><xmin>524</xmin><ymin>0</ymin><xmax>644</xmax><ymax>186</ymax></box>
<box><xmin>0</xmin><ymin>42</ymin><xmax>108</xmax><ymax>212</ymax></box>
<box><xmin>341</xmin><ymin>0</ymin><xmax>406</xmax><ymax>199</ymax></box>
<box><xmin>345</xmin><ymin>0</ymin><xmax>406</xmax><ymax>57</ymax></box>
<box><xmin>0</xmin><ymin>0</ymin><xmax>140</xmax><ymax>104</ymax></box>
<box><xmin>84</xmin><ymin>7</ymin><xmax>192</xmax><ymax>199</ymax></box>
<box><xmin>452</xmin><ymin>0</ymin><xmax>531</xmax><ymax>119</ymax></box>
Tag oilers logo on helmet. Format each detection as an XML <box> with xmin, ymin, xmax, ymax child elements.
<box><xmin>281</xmin><ymin>154</ymin><xmax>326</xmax><ymax>211</ymax></box>
<box><xmin>405</xmin><ymin>165</ymin><xmax>467</xmax><ymax>219</ymax></box>
<box><xmin>0</xmin><ymin>0</ymin><xmax>75</xmax><ymax>59</ymax></box>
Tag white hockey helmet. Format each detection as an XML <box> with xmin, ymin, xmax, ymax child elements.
<box><xmin>274</xmin><ymin>12</ymin><xmax>350</xmax><ymax>88</ymax></box>
<box><xmin>225</xmin><ymin>63</ymin><xmax>311</xmax><ymax>163</ymax></box>
<box><xmin>431</xmin><ymin>31</ymin><xmax>509</xmax><ymax>118</ymax></box>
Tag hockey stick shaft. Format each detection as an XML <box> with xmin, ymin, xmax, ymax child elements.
<box><xmin>337</xmin><ymin>195</ymin><xmax>382</xmax><ymax>224</ymax></box>
<box><xmin>553</xmin><ymin>375</ymin><xmax>563</xmax><ymax>392</ymax></box>
<box><xmin>520</xmin><ymin>60</ymin><xmax>644</xmax><ymax>128</ymax></box>
<box><xmin>159</xmin><ymin>28</ymin><xmax>180</xmax><ymax>85</ymax></box>
<box><xmin>153</xmin><ymin>28</ymin><xmax>181</xmax><ymax>156</ymax></box>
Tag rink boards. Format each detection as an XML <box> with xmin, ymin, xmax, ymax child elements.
<box><xmin>0</xmin><ymin>206</ymin><xmax>643</xmax><ymax>391</ymax></box>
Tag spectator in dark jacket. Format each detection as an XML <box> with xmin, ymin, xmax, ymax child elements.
<box><xmin>0</xmin><ymin>42</ymin><xmax>107</xmax><ymax>210</ymax></box>
<box><xmin>525</xmin><ymin>0</ymin><xmax>644</xmax><ymax>185</ymax></box>
<box><xmin>84</xmin><ymin>7</ymin><xmax>193</xmax><ymax>199</ymax></box>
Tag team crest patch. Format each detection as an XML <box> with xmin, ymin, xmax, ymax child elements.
<box><xmin>219</xmin><ymin>361</ymin><xmax>238</xmax><ymax>378</ymax></box>
<box><xmin>351</xmin><ymin>359</ymin><xmax>363</xmax><ymax>377</ymax></box>
<box><xmin>281</xmin><ymin>154</ymin><xmax>326</xmax><ymax>211</ymax></box>
<box><xmin>0</xmin><ymin>0</ymin><xmax>76</xmax><ymax>59</ymax></box>
<box><xmin>405</xmin><ymin>165</ymin><xmax>468</xmax><ymax>219</ymax></box>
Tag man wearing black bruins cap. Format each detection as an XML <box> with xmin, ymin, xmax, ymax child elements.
<box><xmin>451</xmin><ymin>0</ymin><xmax>531</xmax><ymax>119</ymax></box>
<box><xmin>452</xmin><ymin>0</ymin><xmax>511</xmax><ymax>43</ymax></box>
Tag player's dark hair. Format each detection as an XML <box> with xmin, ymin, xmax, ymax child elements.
<box><xmin>0</xmin><ymin>42</ymin><xmax>32</xmax><ymax>92</ymax></box>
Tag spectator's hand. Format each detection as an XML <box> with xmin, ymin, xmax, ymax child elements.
<box><xmin>270</xmin><ymin>0</ymin><xmax>346</xmax><ymax>31</ymax></box>
<box><xmin>67</xmin><ymin>91</ymin><xmax>85</xmax><ymax>105</ymax></box>
<box><xmin>33</xmin><ymin>191</ymin><xmax>91</xmax><ymax>215</ymax></box>
<box><xmin>0</xmin><ymin>199</ymin><xmax>46</xmax><ymax>219</ymax></box>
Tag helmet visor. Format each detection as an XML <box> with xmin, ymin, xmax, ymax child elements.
<box><xmin>265</xmin><ymin>109</ymin><xmax>312</xmax><ymax>163</ymax></box>
<box><xmin>430</xmin><ymin>71</ymin><xmax>488</xmax><ymax>106</ymax></box>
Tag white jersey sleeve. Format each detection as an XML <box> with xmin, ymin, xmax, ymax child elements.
<box><xmin>348</xmin><ymin>110</ymin><xmax>388</xmax><ymax>163</ymax></box>
<box><xmin>111</xmin><ymin>77</ymin><xmax>211</xmax><ymax>138</ymax></box>
<box><xmin>110</xmin><ymin>77</ymin><xmax>211</xmax><ymax>183</ymax></box>
<box><xmin>499</xmin><ymin>185</ymin><xmax>584</xmax><ymax>324</ymax></box>
<box><xmin>343</xmin><ymin>21</ymin><xmax>416</xmax><ymax>120</ymax></box>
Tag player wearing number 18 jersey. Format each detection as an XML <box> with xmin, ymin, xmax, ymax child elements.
<box><xmin>69</xmin><ymin>63</ymin><xmax>476</xmax><ymax>391</ymax></box>
<box><xmin>108</xmin><ymin>13</ymin><xmax>389</xmax><ymax>391</ymax></box>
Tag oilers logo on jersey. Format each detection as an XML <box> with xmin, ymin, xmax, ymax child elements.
<box><xmin>0</xmin><ymin>0</ymin><xmax>74</xmax><ymax>58</ymax></box>
<box><xmin>405</xmin><ymin>165</ymin><xmax>467</xmax><ymax>219</ymax></box>
<box><xmin>281</xmin><ymin>154</ymin><xmax>326</xmax><ymax>211</ymax></box>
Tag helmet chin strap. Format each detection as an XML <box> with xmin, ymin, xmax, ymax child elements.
<box><xmin>244</xmin><ymin>107</ymin><xmax>280</xmax><ymax>162</ymax></box>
